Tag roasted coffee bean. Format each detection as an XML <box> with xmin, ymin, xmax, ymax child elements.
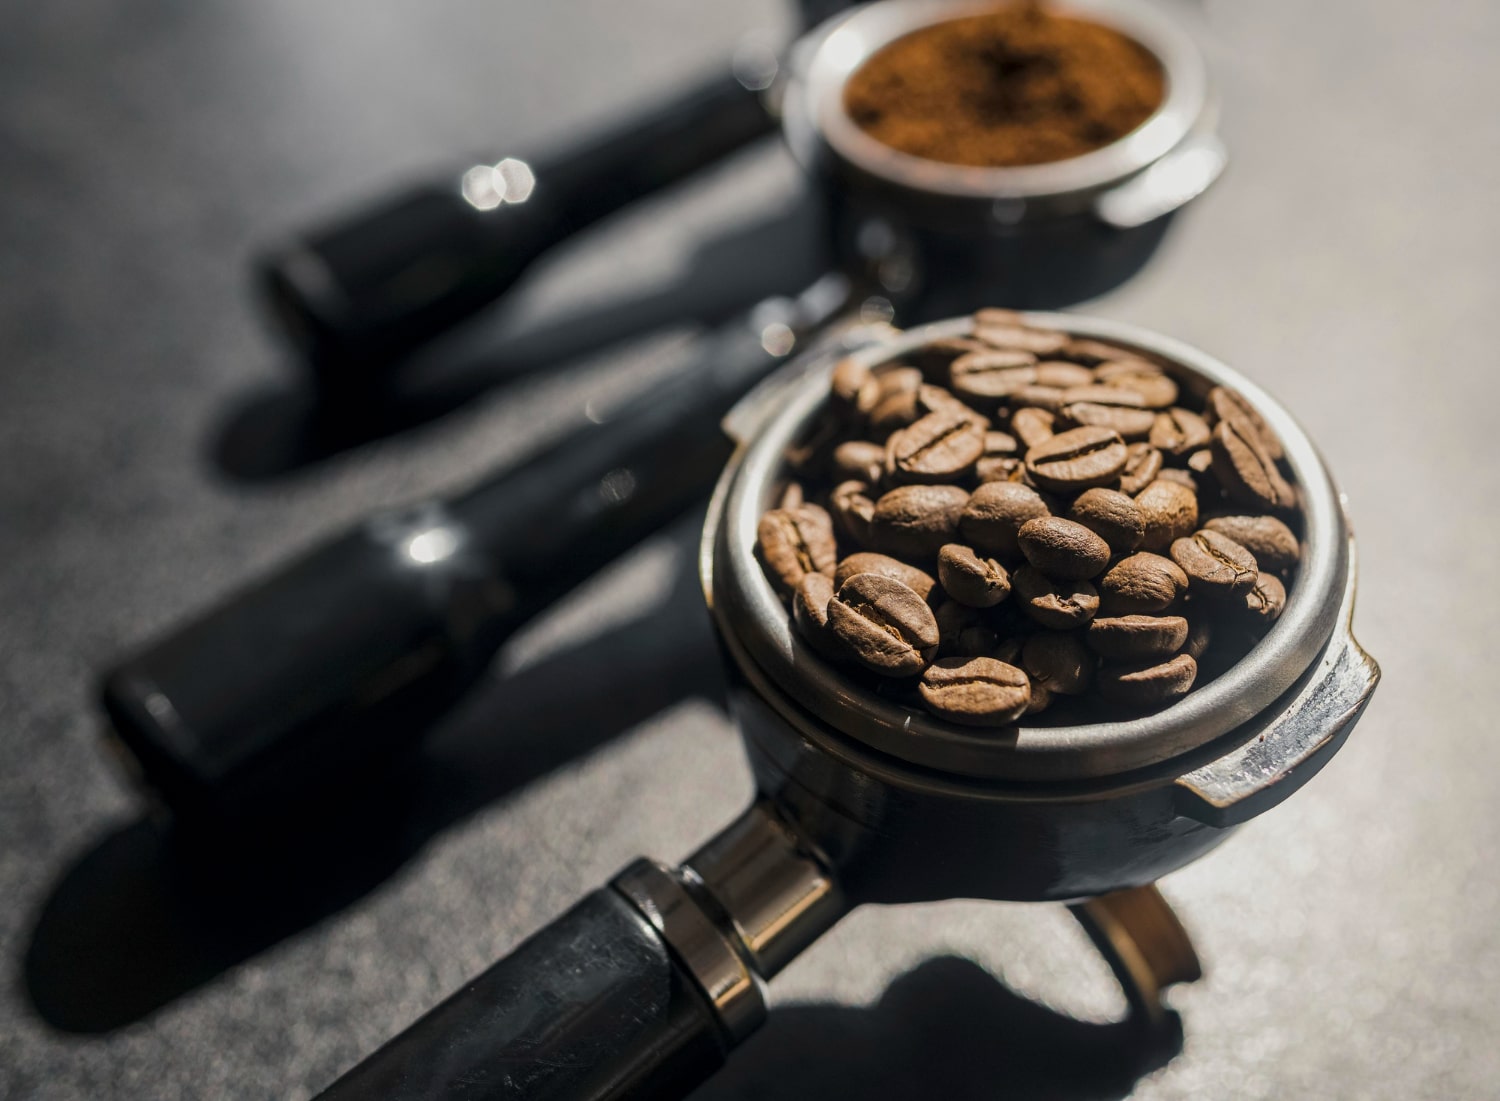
<box><xmin>1119</xmin><ymin>442</ymin><xmax>1164</xmax><ymax>495</ymax></box>
<box><xmin>859</xmin><ymin>366</ymin><xmax>925</xmax><ymax>431</ymax></box>
<box><xmin>870</xmin><ymin>484</ymin><xmax>970</xmax><ymax>559</ymax></box>
<box><xmin>1170</xmin><ymin>529</ymin><xmax>1259</xmax><ymax>598</ymax></box>
<box><xmin>960</xmin><ymin>481</ymin><xmax>1051</xmax><ymax>557</ymax></box>
<box><xmin>792</xmin><ymin>574</ymin><xmax>847</xmax><ymax>659</ymax></box>
<box><xmin>982</xmin><ymin>429</ymin><xmax>1019</xmax><ymax>457</ymax></box>
<box><xmin>1183</xmin><ymin>618</ymin><xmax>1212</xmax><ymax>661</ymax></box>
<box><xmin>1011</xmin><ymin>407</ymin><xmax>1057</xmax><ymax>450</ymax></box>
<box><xmin>918</xmin><ymin>383</ymin><xmax>990</xmax><ymax>430</ymax></box>
<box><xmin>1097</xmin><ymin>552</ymin><xmax>1188</xmax><ymax>615</ymax></box>
<box><xmin>1086</xmin><ymin>615</ymin><xmax>1189</xmax><ymax>661</ymax></box>
<box><xmin>1150</xmin><ymin>408</ymin><xmax>1212</xmax><ymax>456</ymax></box>
<box><xmin>1009</xmin><ymin>385</ymin><xmax>1068</xmax><ymax>412</ymax></box>
<box><xmin>828</xmin><ymin>573</ymin><xmax>940</xmax><ymax>676</ymax></box>
<box><xmin>932</xmin><ymin>600</ymin><xmax>979</xmax><ymax>657</ymax></box>
<box><xmin>1018</xmin><ymin>517</ymin><xmax>1111</xmax><ymax>580</ymax></box>
<box><xmin>777</xmin><ymin>482</ymin><xmax>805</xmax><ymax>510</ymax></box>
<box><xmin>937</xmin><ymin>543</ymin><xmax>1011</xmax><ymax>607</ymax></box>
<box><xmin>975</xmin><ymin>431</ymin><xmax>1020</xmax><ymax>482</ymax></box>
<box><xmin>1098</xmin><ymin>653</ymin><xmax>1197</xmax><ymax>706</ymax></box>
<box><xmin>1068</xmin><ymin>488</ymin><xmax>1145</xmax><ymax>554</ymax></box>
<box><xmin>1060</xmin><ymin>401</ymin><xmax>1156</xmax><ymax>441</ymax></box>
<box><xmin>1058</xmin><ymin>338</ymin><xmax>1124</xmax><ymax>365</ymax></box>
<box><xmin>830</xmin><ymin>480</ymin><xmax>877</xmax><ymax>546</ymax></box>
<box><xmin>757</xmin><ymin>505</ymin><xmax>837</xmax><ymax>594</ymax></box>
<box><xmin>1205</xmin><ymin>386</ymin><xmax>1283</xmax><ymax>460</ymax></box>
<box><xmin>1243</xmin><ymin>571</ymin><xmax>1287</xmax><ymax>626</ymax></box>
<box><xmin>1094</xmin><ymin>361</ymin><xmax>1179</xmax><ymax>408</ymax></box>
<box><xmin>1135</xmin><ymin>478</ymin><xmax>1199</xmax><ymax>552</ymax></box>
<box><xmin>885</xmin><ymin>410</ymin><xmax>986</xmax><ymax>484</ymax></box>
<box><xmin>1013</xmin><ymin>566</ymin><xmax>1100</xmax><ymax>629</ymax></box>
<box><xmin>976</xmin><ymin>456</ymin><xmax>1026</xmax><ymax>484</ymax></box>
<box><xmin>1025</xmin><ymin>426</ymin><xmax>1128</xmax><ymax>492</ymax></box>
<box><xmin>832</xmin><ymin>440</ymin><xmax>887</xmax><ymax>484</ymax></box>
<box><xmin>949</xmin><ymin>350</ymin><xmax>1038</xmax><ymax>405</ymax></box>
<box><xmin>919</xmin><ymin>657</ymin><xmax>1032</xmax><ymax>725</ymax></box>
<box><xmin>956</xmin><ymin>623</ymin><xmax>1005</xmax><ymax>658</ymax></box>
<box><xmin>1022</xmin><ymin>631</ymin><xmax>1093</xmax><ymax>695</ymax></box>
<box><xmin>1155</xmin><ymin>468</ymin><xmax>1199</xmax><ymax>493</ymax></box>
<box><xmin>1211</xmin><ymin>419</ymin><xmax>1297</xmax><ymax>511</ymax></box>
<box><xmin>1059</xmin><ymin>384</ymin><xmax>1148</xmax><ymax>409</ymax></box>
<box><xmin>835</xmin><ymin>552</ymin><xmax>938</xmax><ymax>603</ymax></box>
<box><xmin>973</xmin><ymin>315</ymin><xmax>1070</xmax><ymax>356</ymax></box>
<box><xmin>829</xmin><ymin>357</ymin><xmax>872</xmax><ymax>415</ymax></box>
<box><xmin>1034</xmin><ymin>361</ymin><xmax>1096</xmax><ymax>389</ymax></box>
<box><xmin>1204</xmin><ymin>514</ymin><xmax>1300</xmax><ymax>572</ymax></box>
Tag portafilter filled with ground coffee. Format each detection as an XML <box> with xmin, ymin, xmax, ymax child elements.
<box><xmin>307</xmin><ymin>311</ymin><xmax>1379</xmax><ymax>1101</ymax></box>
<box><xmin>783</xmin><ymin>0</ymin><xmax>1227</xmax><ymax>313</ymax></box>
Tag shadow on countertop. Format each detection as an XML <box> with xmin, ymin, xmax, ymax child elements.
<box><xmin>211</xmin><ymin>183</ymin><xmax>827</xmax><ymax>483</ymax></box>
<box><xmin>693</xmin><ymin>956</ymin><xmax>1183</xmax><ymax>1101</ymax></box>
<box><xmin>24</xmin><ymin>520</ymin><xmax>720</xmax><ymax>1035</ymax></box>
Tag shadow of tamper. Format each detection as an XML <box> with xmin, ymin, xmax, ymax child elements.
<box><xmin>693</xmin><ymin>956</ymin><xmax>1184</xmax><ymax>1101</ymax></box>
<box><xmin>25</xmin><ymin>520</ymin><xmax>721</xmax><ymax>1034</ymax></box>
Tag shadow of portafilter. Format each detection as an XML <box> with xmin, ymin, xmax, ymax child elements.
<box><xmin>25</xmin><ymin>521</ymin><xmax>720</xmax><ymax>1034</ymax></box>
<box><xmin>214</xmin><ymin>172</ymin><xmax>828</xmax><ymax>483</ymax></box>
<box><xmin>693</xmin><ymin>955</ymin><xmax>1183</xmax><ymax>1101</ymax></box>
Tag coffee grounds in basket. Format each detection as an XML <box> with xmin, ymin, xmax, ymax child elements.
<box><xmin>843</xmin><ymin>3</ymin><xmax>1165</xmax><ymax>168</ymax></box>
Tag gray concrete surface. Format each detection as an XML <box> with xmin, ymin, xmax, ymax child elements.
<box><xmin>2</xmin><ymin>1</ymin><xmax>1496</xmax><ymax>1098</ymax></box>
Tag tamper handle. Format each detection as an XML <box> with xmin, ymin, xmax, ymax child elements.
<box><xmin>313</xmin><ymin>888</ymin><xmax>729</xmax><ymax>1101</ymax></box>
<box><xmin>258</xmin><ymin>68</ymin><xmax>775</xmax><ymax>381</ymax></box>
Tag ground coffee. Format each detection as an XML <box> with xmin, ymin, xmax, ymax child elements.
<box><xmin>756</xmin><ymin>309</ymin><xmax>1303</xmax><ymax>728</ymax></box>
<box><xmin>843</xmin><ymin>4</ymin><xmax>1165</xmax><ymax>168</ymax></box>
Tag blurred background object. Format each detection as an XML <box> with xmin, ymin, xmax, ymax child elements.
<box><xmin>2</xmin><ymin>1</ymin><xmax>1498</xmax><ymax>1099</ymax></box>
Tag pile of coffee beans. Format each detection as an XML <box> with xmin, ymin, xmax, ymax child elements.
<box><xmin>756</xmin><ymin>310</ymin><xmax>1301</xmax><ymax>728</ymax></box>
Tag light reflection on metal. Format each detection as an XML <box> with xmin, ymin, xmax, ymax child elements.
<box><xmin>599</xmin><ymin>467</ymin><xmax>637</xmax><ymax>505</ymax></box>
<box><xmin>759</xmin><ymin>322</ymin><xmax>795</xmax><ymax>357</ymax></box>
<box><xmin>460</xmin><ymin>157</ymin><xmax>537</xmax><ymax>211</ymax></box>
<box><xmin>403</xmin><ymin>526</ymin><xmax>460</xmax><ymax>564</ymax></box>
<box><xmin>1096</xmin><ymin>137</ymin><xmax>1228</xmax><ymax>229</ymax></box>
<box><xmin>858</xmin><ymin>296</ymin><xmax>895</xmax><ymax>324</ymax></box>
<box><xmin>732</xmin><ymin>34</ymin><xmax>780</xmax><ymax>92</ymax></box>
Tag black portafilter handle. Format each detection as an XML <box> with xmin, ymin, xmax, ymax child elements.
<box><xmin>258</xmin><ymin>65</ymin><xmax>777</xmax><ymax>383</ymax></box>
<box><xmin>100</xmin><ymin>298</ymin><xmax>830</xmax><ymax>824</ymax></box>
<box><xmin>313</xmin><ymin>886</ymin><xmax>727</xmax><ymax>1101</ymax></box>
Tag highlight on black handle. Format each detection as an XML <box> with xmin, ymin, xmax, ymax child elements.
<box><xmin>258</xmin><ymin>65</ymin><xmax>776</xmax><ymax>383</ymax></box>
<box><xmin>100</xmin><ymin>300</ymin><xmax>813</xmax><ymax>824</ymax></box>
<box><xmin>313</xmin><ymin>888</ymin><xmax>728</xmax><ymax>1101</ymax></box>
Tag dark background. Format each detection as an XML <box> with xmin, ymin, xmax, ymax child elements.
<box><xmin>3</xmin><ymin>1</ymin><xmax>1497</xmax><ymax>1098</ymax></box>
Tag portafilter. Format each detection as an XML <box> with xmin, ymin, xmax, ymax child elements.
<box><xmin>260</xmin><ymin>0</ymin><xmax>1223</xmax><ymax>398</ymax></box>
<box><xmin>307</xmin><ymin>312</ymin><xmax>1380</xmax><ymax>1101</ymax></box>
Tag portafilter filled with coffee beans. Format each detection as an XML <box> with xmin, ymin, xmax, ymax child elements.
<box><xmin>308</xmin><ymin>311</ymin><xmax>1379</xmax><ymax>1101</ymax></box>
<box><xmin>100</xmin><ymin>0</ymin><xmax>1227</xmax><ymax>832</ymax></box>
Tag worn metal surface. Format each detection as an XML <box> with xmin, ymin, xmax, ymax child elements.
<box><xmin>1</xmin><ymin>1</ymin><xmax>1495</xmax><ymax>1099</ymax></box>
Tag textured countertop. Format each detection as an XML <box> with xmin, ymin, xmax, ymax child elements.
<box><xmin>3</xmin><ymin>1</ymin><xmax>1496</xmax><ymax>1098</ymax></box>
